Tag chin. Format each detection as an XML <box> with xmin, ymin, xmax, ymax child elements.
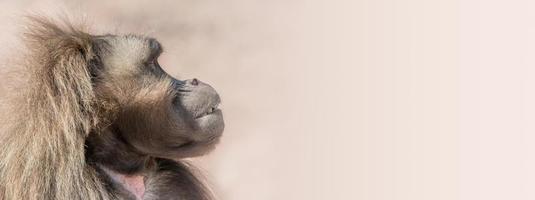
<box><xmin>195</xmin><ymin>109</ymin><xmax>225</xmax><ymax>137</ymax></box>
<box><xmin>171</xmin><ymin>136</ymin><xmax>222</xmax><ymax>159</ymax></box>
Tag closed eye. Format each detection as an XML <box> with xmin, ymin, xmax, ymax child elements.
<box><xmin>147</xmin><ymin>38</ymin><xmax>163</xmax><ymax>62</ymax></box>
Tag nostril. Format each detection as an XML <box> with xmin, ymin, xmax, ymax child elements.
<box><xmin>191</xmin><ymin>78</ymin><xmax>199</xmax><ymax>86</ymax></box>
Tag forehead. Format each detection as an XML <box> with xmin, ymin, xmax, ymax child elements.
<box><xmin>101</xmin><ymin>35</ymin><xmax>161</xmax><ymax>72</ymax></box>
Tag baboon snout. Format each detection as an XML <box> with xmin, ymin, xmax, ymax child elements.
<box><xmin>177</xmin><ymin>79</ymin><xmax>222</xmax><ymax>120</ymax></box>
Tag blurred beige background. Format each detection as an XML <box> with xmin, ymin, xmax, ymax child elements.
<box><xmin>1</xmin><ymin>0</ymin><xmax>535</xmax><ymax>199</ymax></box>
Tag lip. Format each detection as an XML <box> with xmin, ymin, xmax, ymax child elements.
<box><xmin>195</xmin><ymin>108</ymin><xmax>221</xmax><ymax>119</ymax></box>
<box><xmin>194</xmin><ymin>100</ymin><xmax>221</xmax><ymax>119</ymax></box>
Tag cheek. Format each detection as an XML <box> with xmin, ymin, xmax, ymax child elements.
<box><xmin>117</xmin><ymin>103</ymin><xmax>190</xmax><ymax>151</ymax></box>
<box><xmin>113</xmin><ymin>86</ymin><xmax>196</xmax><ymax>155</ymax></box>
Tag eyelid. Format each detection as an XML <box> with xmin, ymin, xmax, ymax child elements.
<box><xmin>146</xmin><ymin>38</ymin><xmax>164</xmax><ymax>66</ymax></box>
<box><xmin>148</xmin><ymin>38</ymin><xmax>163</xmax><ymax>57</ymax></box>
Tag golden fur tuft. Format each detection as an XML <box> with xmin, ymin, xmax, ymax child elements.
<box><xmin>0</xmin><ymin>17</ymin><xmax>112</xmax><ymax>200</ymax></box>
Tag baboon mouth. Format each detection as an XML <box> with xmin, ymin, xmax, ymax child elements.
<box><xmin>195</xmin><ymin>104</ymin><xmax>220</xmax><ymax>119</ymax></box>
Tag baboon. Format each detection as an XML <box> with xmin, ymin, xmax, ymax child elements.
<box><xmin>0</xmin><ymin>17</ymin><xmax>224</xmax><ymax>200</ymax></box>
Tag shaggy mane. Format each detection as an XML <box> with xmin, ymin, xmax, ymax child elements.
<box><xmin>0</xmin><ymin>17</ymin><xmax>111</xmax><ymax>200</ymax></box>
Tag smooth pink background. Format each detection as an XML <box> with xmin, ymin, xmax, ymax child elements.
<box><xmin>0</xmin><ymin>0</ymin><xmax>534</xmax><ymax>199</ymax></box>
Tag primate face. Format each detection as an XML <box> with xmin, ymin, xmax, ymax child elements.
<box><xmin>92</xmin><ymin>35</ymin><xmax>224</xmax><ymax>159</ymax></box>
<box><xmin>0</xmin><ymin>17</ymin><xmax>221</xmax><ymax>200</ymax></box>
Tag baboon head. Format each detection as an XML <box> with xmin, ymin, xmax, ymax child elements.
<box><xmin>0</xmin><ymin>18</ymin><xmax>223</xmax><ymax>200</ymax></box>
<box><xmin>91</xmin><ymin>35</ymin><xmax>225</xmax><ymax>160</ymax></box>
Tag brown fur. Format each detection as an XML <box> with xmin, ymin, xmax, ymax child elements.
<box><xmin>0</xmin><ymin>17</ymin><xmax>222</xmax><ymax>200</ymax></box>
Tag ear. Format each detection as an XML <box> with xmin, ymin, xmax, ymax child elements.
<box><xmin>23</xmin><ymin>16</ymin><xmax>99</xmax><ymax>135</ymax></box>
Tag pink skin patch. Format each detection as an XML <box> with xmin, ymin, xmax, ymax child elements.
<box><xmin>101</xmin><ymin>166</ymin><xmax>146</xmax><ymax>200</ymax></box>
<box><xmin>122</xmin><ymin>175</ymin><xmax>146</xmax><ymax>200</ymax></box>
